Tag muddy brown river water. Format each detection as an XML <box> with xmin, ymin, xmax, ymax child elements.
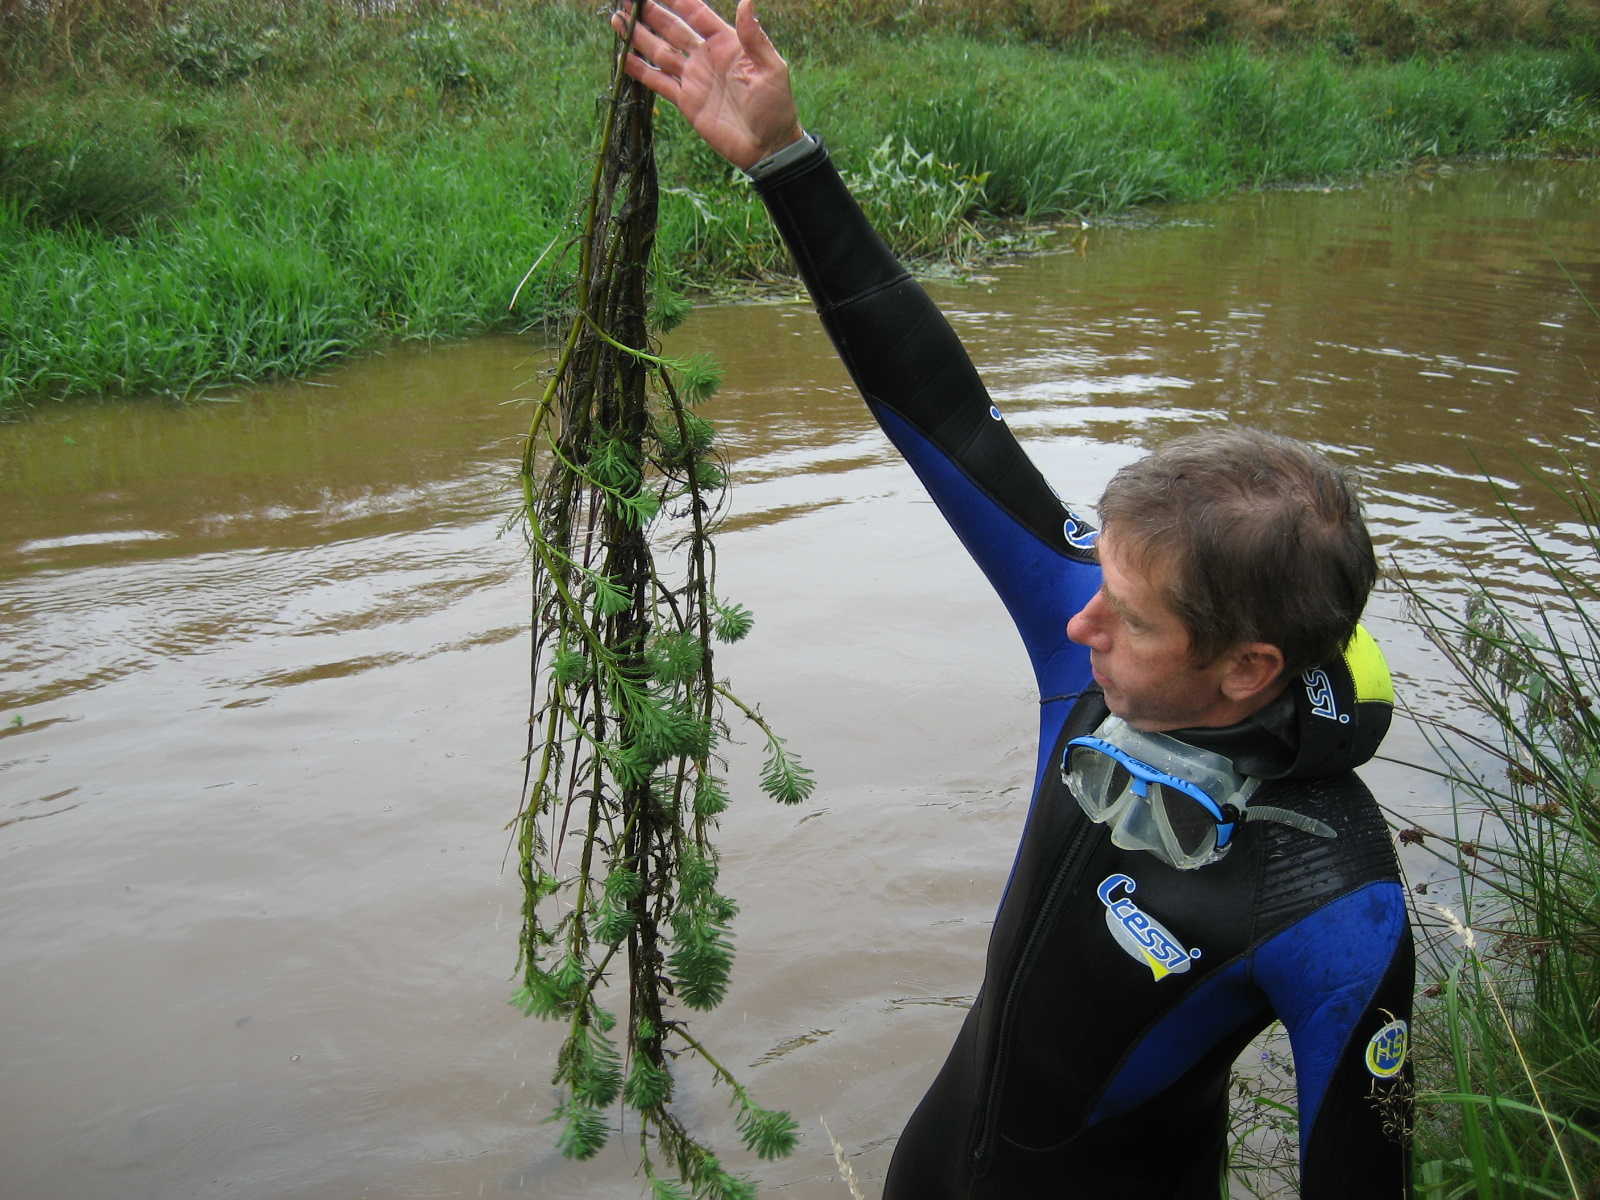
<box><xmin>3</xmin><ymin>160</ymin><xmax>1598</xmax><ymax>1200</ymax></box>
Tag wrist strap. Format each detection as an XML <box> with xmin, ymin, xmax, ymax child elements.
<box><xmin>745</xmin><ymin>131</ymin><xmax>819</xmax><ymax>181</ymax></box>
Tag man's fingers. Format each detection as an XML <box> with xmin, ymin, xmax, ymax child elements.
<box><xmin>617</xmin><ymin>44</ymin><xmax>684</xmax><ymax>103</ymax></box>
<box><xmin>671</xmin><ymin>0</ymin><xmax>738</xmax><ymax>42</ymax></box>
<box><xmin>733</xmin><ymin>0</ymin><xmax>782</xmax><ymax>69</ymax></box>
<box><xmin>632</xmin><ymin>0</ymin><xmax>712</xmax><ymax>54</ymax></box>
<box><xmin>611</xmin><ymin>7</ymin><xmax>683</xmax><ymax>75</ymax></box>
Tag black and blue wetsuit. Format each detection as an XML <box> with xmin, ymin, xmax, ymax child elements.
<box><xmin>751</xmin><ymin>141</ymin><xmax>1414</xmax><ymax>1199</ymax></box>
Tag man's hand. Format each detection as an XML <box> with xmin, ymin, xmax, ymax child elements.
<box><xmin>611</xmin><ymin>0</ymin><xmax>805</xmax><ymax>171</ymax></box>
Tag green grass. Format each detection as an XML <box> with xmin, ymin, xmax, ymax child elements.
<box><xmin>747</xmin><ymin>0</ymin><xmax>1600</xmax><ymax>55</ymax></box>
<box><xmin>0</xmin><ymin>132</ymin><xmax>578</xmax><ymax>400</ymax></box>
<box><xmin>796</xmin><ymin>38</ymin><xmax>1600</xmax><ymax>219</ymax></box>
<box><xmin>1399</xmin><ymin>457</ymin><xmax>1600</xmax><ymax>1199</ymax></box>
<box><xmin>2</xmin><ymin>2</ymin><xmax>1600</xmax><ymax>411</ymax></box>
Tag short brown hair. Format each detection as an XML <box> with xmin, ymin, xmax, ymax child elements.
<box><xmin>1097</xmin><ymin>428</ymin><xmax>1377</xmax><ymax>679</ymax></box>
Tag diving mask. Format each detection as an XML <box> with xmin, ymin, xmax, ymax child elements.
<box><xmin>1063</xmin><ymin>717</ymin><xmax>1334</xmax><ymax>870</ymax></box>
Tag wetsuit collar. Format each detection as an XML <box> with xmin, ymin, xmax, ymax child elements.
<box><xmin>1170</xmin><ymin>624</ymin><xmax>1395</xmax><ymax>781</ymax></box>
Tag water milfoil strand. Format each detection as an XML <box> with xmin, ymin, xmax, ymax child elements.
<box><xmin>510</xmin><ymin>19</ymin><xmax>811</xmax><ymax>1198</ymax></box>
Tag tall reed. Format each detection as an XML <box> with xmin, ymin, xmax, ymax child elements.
<box><xmin>1400</xmin><ymin>460</ymin><xmax>1600</xmax><ymax>1198</ymax></box>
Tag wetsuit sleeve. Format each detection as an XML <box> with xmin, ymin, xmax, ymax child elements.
<box><xmin>752</xmin><ymin>140</ymin><xmax>1098</xmax><ymax>703</ymax></box>
<box><xmin>1254</xmin><ymin>881</ymin><xmax>1415</xmax><ymax>1198</ymax></box>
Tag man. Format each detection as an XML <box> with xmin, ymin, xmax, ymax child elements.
<box><xmin>615</xmin><ymin>3</ymin><xmax>1415</xmax><ymax>1196</ymax></box>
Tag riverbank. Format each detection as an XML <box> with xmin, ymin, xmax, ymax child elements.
<box><xmin>3</xmin><ymin>1</ymin><xmax>1599</xmax><ymax>412</ymax></box>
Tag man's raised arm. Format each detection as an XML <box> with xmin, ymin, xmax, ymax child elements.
<box><xmin>610</xmin><ymin>0</ymin><xmax>1099</xmax><ymax>701</ymax></box>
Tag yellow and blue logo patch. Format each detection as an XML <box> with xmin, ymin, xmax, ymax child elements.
<box><xmin>1365</xmin><ymin>1018</ymin><xmax>1409</xmax><ymax>1078</ymax></box>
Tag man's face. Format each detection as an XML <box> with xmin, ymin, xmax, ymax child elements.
<box><xmin>1065</xmin><ymin>530</ymin><xmax>1236</xmax><ymax>732</ymax></box>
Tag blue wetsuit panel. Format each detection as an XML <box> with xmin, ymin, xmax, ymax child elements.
<box><xmin>871</xmin><ymin>401</ymin><xmax>1099</xmax><ymax>790</ymax></box>
<box><xmin>1255</xmin><ymin>881</ymin><xmax>1413</xmax><ymax>1145</ymax></box>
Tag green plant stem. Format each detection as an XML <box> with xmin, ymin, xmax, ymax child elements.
<box><xmin>711</xmin><ymin>682</ymin><xmax>773</xmax><ymax>737</ymax></box>
<box><xmin>671</xmin><ymin>1021</ymin><xmax>752</xmax><ymax>1102</ymax></box>
<box><xmin>1472</xmin><ymin>953</ymin><xmax>1581</xmax><ymax>1194</ymax></box>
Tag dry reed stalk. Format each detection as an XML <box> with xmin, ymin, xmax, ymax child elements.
<box><xmin>820</xmin><ymin>1117</ymin><xmax>867</xmax><ymax>1200</ymax></box>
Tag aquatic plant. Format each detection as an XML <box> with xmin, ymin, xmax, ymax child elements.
<box><xmin>510</xmin><ymin>18</ymin><xmax>810</xmax><ymax>1196</ymax></box>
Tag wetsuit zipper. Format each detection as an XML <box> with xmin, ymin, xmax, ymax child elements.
<box><xmin>970</xmin><ymin>817</ymin><xmax>1096</xmax><ymax>1170</ymax></box>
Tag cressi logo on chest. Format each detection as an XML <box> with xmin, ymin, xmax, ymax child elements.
<box><xmin>1096</xmin><ymin>874</ymin><xmax>1202</xmax><ymax>982</ymax></box>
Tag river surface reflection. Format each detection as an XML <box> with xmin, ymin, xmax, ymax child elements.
<box><xmin>2</xmin><ymin>160</ymin><xmax>1597</xmax><ymax>1200</ymax></box>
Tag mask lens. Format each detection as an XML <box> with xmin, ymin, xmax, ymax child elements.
<box><xmin>1108</xmin><ymin>763</ymin><xmax>1131</xmax><ymax>800</ymax></box>
<box><xmin>1065</xmin><ymin>745</ymin><xmax>1123</xmax><ymax>818</ymax></box>
<box><xmin>1108</xmin><ymin>786</ymin><xmax>1166</xmax><ymax>856</ymax></box>
<box><xmin>1152</xmin><ymin>782</ymin><xmax>1218</xmax><ymax>858</ymax></box>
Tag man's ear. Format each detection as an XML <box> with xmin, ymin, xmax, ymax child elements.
<box><xmin>1219</xmin><ymin>642</ymin><xmax>1287</xmax><ymax>704</ymax></box>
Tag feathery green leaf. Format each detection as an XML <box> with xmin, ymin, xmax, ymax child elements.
<box><xmin>736</xmin><ymin>1101</ymin><xmax>800</xmax><ymax>1161</ymax></box>
<box><xmin>588</xmin><ymin>570</ymin><xmax>632</xmax><ymax>616</ymax></box>
<box><xmin>680</xmin><ymin>848</ymin><xmax>718</xmax><ymax>895</ymax></box>
<box><xmin>648</xmin><ymin>1176</ymin><xmax>691</xmax><ymax>1200</ymax></box>
<box><xmin>648</xmin><ymin>631</ymin><xmax>704</xmax><ymax>685</ymax></box>
<box><xmin>693</xmin><ymin>459</ymin><xmax>727</xmax><ymax>491</ymax></box>
<box><xmin>668</xmin><ymin>908</ymin><xmax>735</xmax><ymax>1011</ymax></box>
<box><xmin>694</xmin><ymin>773</ymin><xmax>729</xmax><ymax>818</ymax></box>
<box><xmin>552</xmin><ymin>645</ymin><xmax>588</xmax><ymax>685</ymax></box>
<box><xmin>712</xmin><ymin>599</ymin><xmax>754</xmax><ymax>643</ymax></box>
<box><xmin>624</xmin><ymin>1055</ymin><xmax>673</xmax><ymax>1110</ymax></box>
<box><xmin>676</xmin><ymin>352</ymin><xmax>723</xmax><ymax>405</ymax></box>
<box><xmin>554</xmin><ymin>1099</ymin><xmax>609</xmax><ymax>1161</ymax></box>
<box><xmin>615</xmin><ymin>486</ymin><xmax>662</xmax><ymax>528</ymax></box>
<box><xmin>705</xmin><ymin>1170</ymin><xmax>758</xmax><ymax>1200</ymax></box>
<box><xmin>594</xmin><ymin>900</ymin><xmax>635</xmax><ymax>945</ymax></box>
<box><xmin>650</xmin><ymin>287</ymin><xmax>692</xmax><ymax>335</ymax></box>
<box><xmin>603</xmin><ymin>866</ymin><xmax>643</xmax><ymax>904</ymax></box>
<box><xmin>760</xmin><ymin>736</ymin><xmax>816</xmax><ymax>805</ymax></box>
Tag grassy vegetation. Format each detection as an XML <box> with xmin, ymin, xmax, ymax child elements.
<box><xmin>1</xmin><ymin>3</ymin><xmax>610</xmax><ymax>409</ymax></box>
<box><xmin>2</xmin><ymin>1</ymin><xmax>1599</xmax><ymax>412</ymax></box>
<box><xmin>750</xmin><ymin>0</ymin><xmax>1600</xmax><ymax>56</ymax></box>
<box><xmin>1399</xmin><ymin>459</ymin><xmax>1600</xmax><ymax>1199</ymax></box>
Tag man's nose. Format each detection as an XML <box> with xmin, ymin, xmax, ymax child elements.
<box><xmin>1066</xmin><ymin>594</ymin><xmax>1103</xmax><ymax>648</ymax></box>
